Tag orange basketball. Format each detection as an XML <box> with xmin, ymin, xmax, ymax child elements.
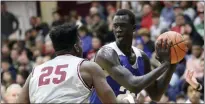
<box><xmin>157</xmin><ymin>31</ymin><xmax>187</xmax><ymax>64</ymax></box>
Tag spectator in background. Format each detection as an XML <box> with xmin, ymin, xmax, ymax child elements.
<box><xmin>160</xmin><ymin>1</ymin><xmax>175</xmax><ymax>27</ymax></box>
<box><xmin>194</xmin><ymin>12</ymin><xmax>204</xmax><ymax>38</ymax></box>
<box><xmin>171</xmin><ymin>14</ymin><xmax>185</xmax><ymax>34</ymax></box>
<box><xmin>1</xmin><ymin>59</ymin><xmax>16</xmax><ymax>81</ymax></box>
<box><xmin>91</xmin><ymin>1</ymin><xmax>105</xmax><ymax>20</ymax></box>
<box><xmin>180</xmin><ymin>1</ymin><xmax>196</xmax><ymax>21</ymax></box>
<box><xmin>183</xmin><ymin>34</ymin><xmax>192</xmax><ymax>57</ymax></box>
<box><xmin>1</xmin><ymin>2</ymin><xmax>19</xmax><ymax>41</ymax></box>
<box><xmin>29</xmin><ymin>16</ymin><xmax>50</xmax><ymax>37</ymax></box>
<box><xmin>51</xmin><ymin>11</ymin><xmax>64</xmax><ymax>27</ymax></box>
<box><xmin>91</xmin><ymin>13</ymin><xmax>108</xmax><ymax>35</ymax></box>
<box><xmin>2</xmin><ymin>71</ymin><xmax>14</xmax><ymax>88</ymax></box>
<box><xmin>87</xmin><ymin>35</ymin><xmax>104</xmax><ymax>60</ymax></box>
<box><xmin>173</xmin><ymin>3</ymin><xmax>183</xmax><ymax>17</ymax></box>
<box><xmin>137</xmin><ymin>28</ymin><xmax>155</xmax><ymax>58</ymax></box>
<box><xmin>35</xmin><ymin>17</ymin><xmax>50</xmax><ymax>37</ymax></box>
<box><xmin>183</xmin><ymin>22</ymin><xmax>203</xmax><ymax>44</ymax></box>
<box><xmin>10</xmin><ymin>49</ymin><xmax>20</xmax><ymax>69</ymax></box>
<box><xmin>44</xmin><ymin>40</ymin><xmax>55</xmax><ymax>57</ymax></box>
<box><xmin>1</xmin><ymin>43</ymin><xmax>11</xmax><ymax>61</ymax></box>
<box><xmin>183</xmin><ymin>81</ymin><xmax>204</xmax><ymax>103</ymax></box>
<box><xmin>4</xmin><ymin>84</ymin><xmax>22</xmax><ymax>103</ymax></box>
<box><xmin>185</xmin><ymin>40</ymin><xmax>204</xmax><ymax>79</ymax></box>
<box><xmin>78</xmin><ymin>26</ymin><xmax>92</xmax><ymax>58</ymax></box>
<box><xmin>176</xmin><ymin>93</ymin><xmax>186</xmax><ymax>103</ymax></box>
<box><xmin>141</xmin><ymin>3</ymin><xmax>153</xmax><ymax>29</ymax></box>
<box><xmin>85</xmin><ymin>15</ymin><xmax>93</xmax><ymax>32</ymax></box>
<box><xmin>106</xmin><ymin>3</ymin><xmax>116</xmax><ymax>31</ymax></box>
<box><xmin>150</xmin><ymin>12</ymin><xmax>168</xmax><ymax>41</ymax></box>
<box><xmin>16</xmin><ymin>70</ymin><xmax>29</xmax><ymax>87</ymax></box>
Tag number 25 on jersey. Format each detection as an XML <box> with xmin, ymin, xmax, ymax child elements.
<box><xmin>38</xmin><ymin>64</ymin><xmax>68</xmax><ymax>87</ymax></box>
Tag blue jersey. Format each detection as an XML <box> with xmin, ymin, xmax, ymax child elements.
<box><xmin>90</xmin><ymin>42</ymin><xmax>145</xmax><ymax>103</ymax></box>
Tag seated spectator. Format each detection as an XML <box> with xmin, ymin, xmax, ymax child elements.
<box><xmin>183</xmin><ymin>22</ymin><xmax>203</xmax><ymax>43</ymax></box>
<box><xmin>184</xmin><ymin>40</ymin><xmax>204</xmax><ymax>79</ymax></box>
<box><xmin>160</xmin><ymin>1</ymin><xmax>175</xmax><ymax>27</ymax></box>
<box><xmin>194</xmin><ymin>12</ymin><xmax>204</xmax><ymax>38</ymax></box>
<box><xmin>2</xmin><ymin>71</ymin><xmax>14</xmax><ymax>88</ymax></box>
<box><xmin>173</xmin><ymin>3</ymin><xmax>192</xmax><ymax>24</ymax></box>
<box><xmin>137</xmin><ymin>28</ymin><xmax>155</xmax><ymax>58</ymax></box>
<box><xmin>176</xmin><ymin>93</ymin><xmax>186</xmax><ymax>103</ymax></box>
<box><xmin>87</xmin><ymin>35</ymin><xmax>104</xmax><ymax>60</ymax></box>
<box><xmin>1</xmin><ymin>43</ymin><xmax>11</xmax><ymax>60</ymax></box>
<box><xmin>171</xmin><ymin>14</ymin><xmax>185</xmax><ymax>34</ymax></box>
<box><xmin>183</xmin><ymin>34</ymin><xmax>192</xmax><ymax>57</ymax></box>
<box><xmin>91</xmin><ymin>13</ymin><xmax>108</xmax><ymax>35</ymax></box>
<box><xmin>16</xmin><ymin>70</ymin><xmax>29</xmax><ymax>86</ymax></box>
<box><xmin>44</xmin><ymin>40</ymin><xmax>55</xmax><ymax>57</ymax></box>
<box><xmin>194</xmin><ymin>2</ymin><xmax>204</xmax><ymax>26</ymax></box>
<box><xmin>78</xmin><ymin>26</ymin><xmax>92</xmax><ymax>58</ymax></box>
<box><xmin>141</xmin><ymin>3</ymin><xmax>153</xmax><ymax>29</ymax></box>
<box><xmin>51</xmin><ymin>11</ymin><xmax>64</xmax><ymax>27</ymax></box>
<box><xmin>1</xmin><ymin>59</ymin><xmax>16</xmax><ymax>81</ymax></box>
<box><xmin>150</xmin><ymin>12</ymin><xmax>168</xmax><ymax>41</ymax></box>
<box><xmin>180</xmin><ymin>1</ymin><xmax>196</xmax><ymax>20</ymax></box>
<box><xmin>183</xmin><ymin>82</ymin><xmax>204</xmax><ymax>103</ymax></box>
<box><xmin>85</xmin><ymin>15</ymin><xmax>93</xmax><ymax>33</ymax></box>
<box><xmin>4</xmin><ymin>84</ymin><xmax>22</xmax><ymax>103</ymax></box>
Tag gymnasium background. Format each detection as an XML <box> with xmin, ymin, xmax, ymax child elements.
<box><xmin>1</xmin><ymin>1</ymin><xmax>204</xmax><ymax>103</ymax></box>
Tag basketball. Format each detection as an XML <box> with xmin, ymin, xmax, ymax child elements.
<box><xmin>157</xmin><ymin>31</ymin><xmax>187</xmax><ymax>64</ymax></box>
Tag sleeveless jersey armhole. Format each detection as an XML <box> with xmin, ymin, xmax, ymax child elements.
<box><xmin>77</xmin><ymin>60</ymin><xmax>93</xmax><ymax>91</ymax></box>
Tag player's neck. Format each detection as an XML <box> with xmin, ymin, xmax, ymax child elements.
<box><xmin>116</xmin><ymin>41</ymin><xmax>132</xmax><ymax>56</ymax></box>
<box><xmin>55</xmin><ymin>50</ymin><xmax>75</xmax><ymax>56</ymax></box>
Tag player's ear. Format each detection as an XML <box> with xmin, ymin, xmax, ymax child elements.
<box><xmin>74</xmin><ymin>44</ymin><xmax>80</xmax><ymax>53</ymax></box>
<box><xmin>132</xmin><ymin>24</ymin><xmax>136</xmax><ymax>32</ymax></box>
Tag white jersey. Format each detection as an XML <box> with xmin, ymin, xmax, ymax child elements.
<box><xmin>29</xmin><ymin>55</ymin><xmax>91</xmax><ymax>103</ymax></box>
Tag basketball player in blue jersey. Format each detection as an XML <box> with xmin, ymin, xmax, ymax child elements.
<box><xmin>90</xmin><ymin>9</ymin><xmax>176</xmax><ymax>103</ymax></box>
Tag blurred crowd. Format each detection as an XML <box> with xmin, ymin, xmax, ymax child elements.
<box><xmin>1</xmin><ymin>1</ymin><xmax>204</xmax><ymax>103</ymax></box>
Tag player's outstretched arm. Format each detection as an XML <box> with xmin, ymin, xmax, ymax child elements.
<box><xmin>80</xmin><ymin>61</ymin><xmax>117</xmax><ymax>103</ymax></box>
<box><xmin>16</xmin><ymin>74</ymin><xmax>31</xmax><ymax>103</ymax></box>
<box><xmin>143</xmin><ymin>40</ymin><xmax>177</xmax><ymax>101</ymax></box>
<box><xmin>94</xmin><ymin>39</ymin><xmax>171</xmax><ymax>96</ymax></box>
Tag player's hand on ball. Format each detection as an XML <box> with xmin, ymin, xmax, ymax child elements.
<box><xmin>155</xmin><ymin>38</ymin><xmax>171</xmax><ymax>63</ymax></box>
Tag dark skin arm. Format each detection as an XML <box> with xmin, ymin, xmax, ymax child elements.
<box><xmin>94</xmin><ymin>40</ymin><xmax>171</xmax><ymax>95</ymax></box>
<box><xmin>16</xmin><ymin>74</ymin><xmax>31</xmax><ymax>103</ymax></box>
<box><xmin>80</xmin><ymin>61</ymin><xmax>117</xmax><ymax>103</ymax></box>
<box><xmin>143</xmin><ymin>51</ymin><xmax>176</xmax><ymax>101</ymax></box>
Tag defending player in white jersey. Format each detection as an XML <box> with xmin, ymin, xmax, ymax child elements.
<box><xmin>16</xmin><ymin>24</ymin><xmax>117</xmax><ymax>103</ymax></box>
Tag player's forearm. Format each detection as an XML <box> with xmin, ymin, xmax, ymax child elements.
<box><xmin>154</xmin><ymin>64</ymin><xmax>176</xmax><ymax>99</ymax></box>
<box><xmin>131</xmin><ymin>62</ymin><xmax>170</xmax><ymax>94</ymax></box>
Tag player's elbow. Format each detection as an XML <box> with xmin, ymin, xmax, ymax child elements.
<box><xmin>100</xmin><ymin>89</ymin><xmax>117</xmax><ymax>103</ymax></box>
<box><xmin>127</xmin><ymin>78</ymin><xmax>145</xmax><ymax>94</ymax></box>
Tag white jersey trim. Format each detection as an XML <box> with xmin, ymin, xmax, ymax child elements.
<box><xmin>77</xmin><ymin>60</ymin><xmax>92</xmax><ymax>91</ymax></box>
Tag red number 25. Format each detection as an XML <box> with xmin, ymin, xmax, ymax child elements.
<box><xmin>38</xmin><ymin>64</ymin><xmax>68</xmax><ymax>87</ymax></box>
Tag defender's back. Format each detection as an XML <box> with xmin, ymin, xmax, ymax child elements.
<box><xmin>29</xmin><ymin>55</ymin><xmax>91</xmax><ymax>103</ymax></box>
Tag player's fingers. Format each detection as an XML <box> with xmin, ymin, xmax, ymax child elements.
<box><xmin>164</xmin><ymin>39</ymin><xmax>167</xmax><ymax>50</ymax></box>
<box><xmin>189</xmin><ymin>71</ymin><xmax>194</xmax><ymax>78</ymax></box>
<box><xmin>156</xmin><ymin>39</ymin><xmax>161</xmax><ymax>51</ymax></box>
<box><xmin>156</xmin><ymin>39</ymin><xmax>161</xmax><ymax>47</ymax></box>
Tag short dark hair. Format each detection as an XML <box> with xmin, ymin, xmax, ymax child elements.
<box><xmin>49</xmin><ymin>23</ymin><xmax>78</xmax><ymax>52</ymax></box>
<box><xmin>152</xmin><ymin>12</ymin><xmax>160</xmax><ymax>18</ymax></box>
<box><xmin>79</xmin><ymin>25</ymin><xmax>88</xmax><ymax>33</ymax></box>
<box><xmin>91</xmin><ymin>13</ymin><xmax>101</xmax><ymax>19</ymax></box>
<box><xmin>115</xmin><ymin>9</ymin><xmax>136</xmax><ymax>25</ymax></box>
